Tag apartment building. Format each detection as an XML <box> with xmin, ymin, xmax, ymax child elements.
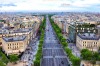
<box><xmin>68</xmin><ymin>23</ymin><xmax>97</xmax><ymax>43</ymax></box>
<box><xmin>0</xmin><ymin>14</ymin><xmax>43</xmax><ymax>55</ymax></box>
<box><xmin>76</xmin><ymin>33</ymin><xmax>100</xmax><ymax>52</ymax></box>
<box><xmin>0</xmin><ymin>28</ymin><xmax>33</xmax><ymax>47</ymax></box>
<box><xmin>2</xmin><ymin>35</ymin><xmax>28</xmax><ymax>55</ymax></box>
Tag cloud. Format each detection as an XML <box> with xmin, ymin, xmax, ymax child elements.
<box><xmin>0</xmin><ymin>0</ymin><xmax>25</xmax><ymax>3</ymax></box>
<box><xmin>0</xmin><ymin>0</ymin><xmax>100</xmax><ymax>12</ymax></box>
<box><xmin>0</xmin><ymin>3</ymin><xmax>16</xmax><ymax>7</ymax></box>
<box><xmin>60</xmin><ymin>3</ymin><xmax>72</xmax><ymax>7</ymax></box>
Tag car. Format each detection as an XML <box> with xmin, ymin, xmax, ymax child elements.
<box><xmin>68</xmin><ymin>64</ymin><xmax>70</xmax><ymax>66</ymax></box>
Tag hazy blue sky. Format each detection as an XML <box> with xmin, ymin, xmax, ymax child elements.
<box><xmin>0</xmin><ymin>0</ymin><xmax>100</xmax><ymax>12</ymax></box>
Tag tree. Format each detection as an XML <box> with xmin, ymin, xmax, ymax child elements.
<box><xmin>62</xmin><ymin>42</ymin><xmax>67</xmax><ymax>47</ymax></box>
<box><xmin>72</xmin><ymin>57</ymin><xmax>80</xmax><ymax>66</ymax></box>
<box><xmin>90</xmin><ymin>24</ymin><xmax>95</xmax><ymax>27</ymax></box>
<box><xmin>0</xmin><ymin>61</ymin><xmax>6</xmax><ymax>66</ymax></box>
<box><xmin>92</xmin><ymin>52</ymin><xmax>99</xmax><ymax>60</ymax></box>
<box><xmin>81</xmin><ymin>49</ymin><xmax>88</xmax><ymax>53</ymax></box>
<box><xmin>98</xmin><ymin>55</ymin><xmax>100</xmax><ymax>61</ymax></box>
<box><xmin>1</xmin><ymin>54</ymin><xmax>9</xmax><ymax>64</ymax></box>
<box><xmin>61</xmin><ymin>38</ymin><xmax>66</xmax><ymax>42</ymax></box>
<box><xmin>83</xmin><ymin>23</ymin><xmax>90</xmax><ymax>28</ymax></box>
<box><xmin>65</xmin><ymin>47</ymin><xmax>72</xmax><ymax>56</ymax></box>
<box><xmin>0</xmin><ymin>51</ymin><xmax>9</xmax><ymax>64</ymax></box>
<box><xmin>81</xmin><ymin>49</ymin><xmax>92</xmax><ymax>60</ymax></box>
<box><xmin>9</xmin><ymin>54</ymin><xmax>19</xmax><ymax>63</ymax></box>
<box><xmin>57</xmin><ymin>34</ymin><xmax>63</xmax><ymax>41</ymax></box>
<box><xmin>39</xmin><ymin>40</ymin><xmax>43</xmax><ymax>44</ymax></box>
<box><xmin>34</xmin><ymin>60</ymin><xmax>40</xmax><ymax>66</ymax></box>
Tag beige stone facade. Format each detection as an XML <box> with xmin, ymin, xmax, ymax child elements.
<box><xmin>0</xmin><ymin>22</ymin><xmax>40</xmax><ymax>46</ymax></box>
<box><xmin>0</xmin><ymin>28</ymin><xmax>32</xmax><ymax>46</ymax></box>
<box><xmin>2</xmin><ymin>36</ymin><xmax>28</xmax><ymax>55</ymax></box>
<box><xmin>76</xmin><ymin>33</ymin><xmax>100</xmax><ymax>52</ymax></box>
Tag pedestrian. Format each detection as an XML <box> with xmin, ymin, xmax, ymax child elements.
<box><xmin>61</xmin><ymin>61</ymin><xmax>64</xmax><ymax>64</ymax></box>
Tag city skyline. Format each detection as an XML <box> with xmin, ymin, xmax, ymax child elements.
<box><xmin>0</xmin><ymin>0</ymin><xmax>100</xmax><ymax>12</ymax></box>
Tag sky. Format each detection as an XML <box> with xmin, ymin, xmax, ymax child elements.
<box><xmin>0</xmin><ymin>0</ymin><xmax>100</xmax><ymax>12</ymax></box>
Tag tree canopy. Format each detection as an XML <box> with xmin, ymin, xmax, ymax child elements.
<box><xmin>81</xmin><ymin>49</ymin><xmax>100</xmax><ymax>61</ymax></box>
<box><xmin>9</xmin><ymin>54</ymin><xmax>19</xmax><ymax>63</ymax></box>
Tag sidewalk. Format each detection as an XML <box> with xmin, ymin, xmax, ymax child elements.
<box><xmin>7</xmin><ymin>62</ymin><xmax>24</xmax><ymax>66</ymax></box>
<box><xmin>68</xmin><ymin>43</ymin><xmax>80</xmax><ymax>58</ymax></box>
<box><xmin>62</xmin><ymin>34</ymin><xmax>80</xmax><ymax>58</ymax></box>
<box><xmin>62</xmin><ymin>34</ymin><xmax>68</xmax><ymax>39</ymax></box>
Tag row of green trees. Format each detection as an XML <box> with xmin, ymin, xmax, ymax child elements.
<box><xmin>0</xmin><ymin>48</ymin><xmax>19</xmax><ymax>66</ymax></box>
<box><xmin>49</xmin><ymin>16</ymin><xmax>80</xmax><ymax>66</ymax></box>
<box><xmin>81</xmin><ymin>49</ymin><xmax>100</xmax><ymax>62</ymax></box>
<box><xmin>34</xmin><ymin>16</ymin><xmax>46</xmax><ymax>66</ymax></box>
<box><xmin>49</xmin><ymin>17</ymin><xmax>67</xmax><ymax>47</ymax></box>
<box><xmin>77</xmin><ymin>23</ymin><xmax>95</xmax><ymax>28</ymax></box>
<box><xmin>0</xmin><ymin>49</ymin><xmax>8</xmax><ymax>66</ymax></box>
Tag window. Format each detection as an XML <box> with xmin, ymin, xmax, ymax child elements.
<box><xmin>85</xmin><ymin>44</ymin><xmax>86</xmax><ymax>46</ymax></box>
<box><xmin>17</xmin><ymin>43</ymin><xmax>18</xmax><ymax>45</ymax></box>
<box><xmin>94</xmin><ymin>44</ymin><xmax>95</xmax><ymax>47</ymax></box>
<box><xmin>91</xmin><ymin>45</ymin><xmax>92</xmax><ymax>47</ymax></box>
<box><xmin>17</xmin><ymin>46</ymin><xmax>18</xmax><ymax>48</ymax></box>
<box><xmin>96</xmin><ymin>42</ymin><xmax>97</xmax><ymax>44</ymax></box>
<box><xmin>10</xmin><ymin>47</ymin><xmax>11</xmax><ymax>49</ymax></box>
<box><xmin>96</xmin><ymin>43</ymin><xmax>97</xmax><ymax>47</ymax></box>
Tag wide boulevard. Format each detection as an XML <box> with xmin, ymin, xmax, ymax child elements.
<box><xmin>41</xmin><ymin>16</ymin><xmax>69</xmax><ymax>66</ymax></box>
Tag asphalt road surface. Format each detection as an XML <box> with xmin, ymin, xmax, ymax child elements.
<box><xmin>41</xmin><ymin>16</ymin><xmax>70</xmax><ymax>66</ymax></box>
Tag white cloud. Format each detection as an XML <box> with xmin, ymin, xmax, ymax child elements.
<box><xmin>0</xmin><ymin>0</ymin><xmax>25</xmax><ymax>3</ymax></box>
<box><xmin>72</xmin><ymin>0</ymin><xmax>100</xmax><ymax>7</ymax></box>
<box><xmin>0</xmin><ymin>0</ymin><xmax>100</xmax><ymax>12</ymax></box>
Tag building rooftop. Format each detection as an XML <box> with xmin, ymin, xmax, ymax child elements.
<box><xmin>0</xmin><ymin>28</ymin><xmax>32</xmax><ymax>34</ymax></box>
<box><xmin>14</xmin><ymin>28</ymin><xmax>32</xmax><ymax>33</ymax></box>
<box><xmin>78</xmin><ymin>33</ymin><xmax>100</xmax><ymax>40</ymax></box>
<box><xmin>2</xmin><ymin>35</ymin><xmax>26</xmax><ymax>42</ymax></box>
